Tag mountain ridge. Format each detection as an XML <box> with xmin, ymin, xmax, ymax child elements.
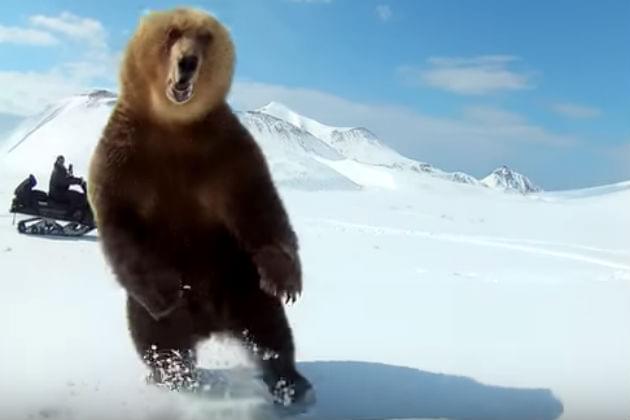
<box><xmin>1</xmin><ymin>89</ymin><xmax>545</xmax><ymax>193</ymax></box>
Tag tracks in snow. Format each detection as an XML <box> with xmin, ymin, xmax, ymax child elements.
<box><xmin>304</xmin><ymin>218</ymin><xmax>630</xmax><ymax>272</ymax></box>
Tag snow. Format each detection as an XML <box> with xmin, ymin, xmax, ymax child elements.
<box><xmin>236</xmin><ymin>110</ymin><xmax>358</xmax><ymax>191</ymax></box>
<box><xmin>259</xmin><ymin>101</ymin><xmax>413</xmax><ymax>168</ymax></box>
<box><xmin>258</xmin><ymin>102</ymin><xmax>484</xmax><ymax>188</ymax></box>
<box><xmin>543</xmin><ymin>180</ymin><xmax>630</xmax><ymax>199</ymax></box>
<box><xmin>258</xmin><ymin>102</ymin><xmax>353</xmax><ymax>142</ymax></box>
<box><xmin>1</xmin><ymin>92</ymin><xmax>629</xmax><ymax>420</ymax></box>
<box><xmin>315</xmin><ymin>158</ymin><xmax>398</xmax><ymax>190</ymax></box>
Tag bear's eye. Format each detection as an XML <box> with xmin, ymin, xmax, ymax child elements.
<box><xmin>198</xmin><ymin>31</ymin><xmax>214</xmax><ymax>46</ymax></box>
<box><xmin>165</xmin><ymin>27</ymin><xmax>182</xmax><ymax>48</ymax></box>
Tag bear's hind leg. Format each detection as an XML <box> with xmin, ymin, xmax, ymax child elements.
<box><xmin>126</xmin><ymin>295</ymin><xmax>200</xmax><ymax>391</ymax></box>
<box><xmin>228</xmin><ymin>290</ymin><xmax>313</xmax><ymax>406</ymax></box>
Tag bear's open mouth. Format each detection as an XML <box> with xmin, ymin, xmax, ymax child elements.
<box><xmin>167</xmin><ymin>81</ymin><xmax>194</xmax><ymax>104</ymax></box>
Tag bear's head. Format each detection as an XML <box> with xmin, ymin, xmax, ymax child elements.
<box><xmin>120</xmin><ymin>8</ymin><xmax>235</xmax><ymax>123</ymax></box>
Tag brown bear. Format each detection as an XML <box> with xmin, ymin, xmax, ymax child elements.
<box><xmin>87</xmin><ymin>7</ymin><xmax>313</xmax><ymax>405</ymax></box>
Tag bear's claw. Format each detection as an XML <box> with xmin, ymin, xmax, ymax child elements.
<box><xmin>254</xmin><ymin>245</ymin><xmax>302</xmax><ymax>304</ymax></box>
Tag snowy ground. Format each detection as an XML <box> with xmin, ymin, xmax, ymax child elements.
<box><xmin>0</xmin><ymin>93</ymin><xmax>628</xmax><ymax>420</ymax></box>
<box><xmin>1</xmin><ymin>166</ymin><xmax>629</xmax><ymax>420</ymax></box>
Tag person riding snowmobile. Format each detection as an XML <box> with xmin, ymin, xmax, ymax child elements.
<box><xmin>49</xmin><ymin>155</ymin><xmax>87</xmax><ymax>215</ymax></box>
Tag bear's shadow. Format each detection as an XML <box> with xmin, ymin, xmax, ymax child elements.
<box><xmin>301</xmin><ymin>361</ymin><xmax>564</xmax><ymax>420</ymax></box>
<box><xmin>198</xmin><ymin>360</ymin><xmax>564</xmax><ymax>420</ymax></box>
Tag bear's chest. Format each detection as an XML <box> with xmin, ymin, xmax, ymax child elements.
<box><xmin>128</xmin><ymin>148</ymin><xmax>223</xmax><ymax>229</ymax></box>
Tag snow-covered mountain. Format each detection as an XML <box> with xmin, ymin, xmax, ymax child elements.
<box><xmin>235</xmin><ymin>110</ymin><xmax>358</xmax><ymax>190</ymax></box>
<box><xmin>258</xmin><ymin>101</ymin><xmax>484</xmax><ymax>187</ymax></box>
<box><xmin>258</xmin><ymin>102</ymin><xmax>403</xmax><ymax>166</ymax></box>
<box><xmin>0</xmin><ymin>91</ymin><xmax>358</xmax><ymax>191</ymax></box>
<box><xmin>1</xmin><ymin>90</ymin><xmax>116</xmax><ymax>183</ymax></box>
<box><xmin>482</xmin><ymin>165</ymin><xmax>542</xmax><ymax>194</ymax></box>
<box><xmin>1</xmin><ymin>90</ymin><xmax>544</xmax><ymax>194</ymax></box>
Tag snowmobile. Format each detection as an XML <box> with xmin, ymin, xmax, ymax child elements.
<box><xmin>9</xmin><ymin>174</ymin><xmax>96</xmax><ymax>237</ymax></box>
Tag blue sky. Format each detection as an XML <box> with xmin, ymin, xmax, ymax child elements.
<box><xmin>0</xmin><ymin>0</ymin><xmax>628</xmax><ymax>189</ymax></box>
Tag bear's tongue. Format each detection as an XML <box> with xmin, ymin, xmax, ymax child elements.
<box><xmin>173</xmin><ymin>85</ymin><xmax>192</xmax><ymax>103</ymax></box>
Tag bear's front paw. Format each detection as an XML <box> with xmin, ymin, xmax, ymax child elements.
<box><xmin>253</xmin><ymin>245</ymin><xmax>302</xmax><ymax>304</ymax></box>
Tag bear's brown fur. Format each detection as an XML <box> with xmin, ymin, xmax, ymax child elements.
<box><xmin>88</xmin><ymin>8</ymin><xmax>312</xmax><ymax>404</ymax></box>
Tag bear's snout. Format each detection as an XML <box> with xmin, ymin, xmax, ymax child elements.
<box><xmin>177</xmin><ymin>55</ymin><xmax>199</xmax><ymax>84</ymax></box>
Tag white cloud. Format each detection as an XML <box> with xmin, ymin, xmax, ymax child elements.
<box><xmin>0</xmin><ymin>11</ymin><xmax>107</xmax><ymax>50</ymax></box>
<box><xmin>376</xmin><ymin>5</ymin><xmax>392</xmax><ymax>22</ymax></box>
<box><xmin>461</xmin><ymin>105</ymin><xmax>573</xmax><ymax>147</ymax></box>
<box><xmin>229</xmin><ymin>80</ymin><xmax>575</xmax><ymax>174</ymax></box>
<box><xmin>400</xmin><ymin>55</ymin><xmax>533</xmax><ymax>95</ymax></box>
<box><xmin>61</xmin><ymin>50</ymin><xmax>121</xmax><ymax>82</ymax></box>
<box><xmin>0</xmin><ymin>12</ymin><xmax>118</xmax><ymax>117</ymax></box>
<box><xmin>0</xmin><ymin>25</ymin><xmax>59</xmax><ymax>46</ymax></box>
<box><xmin>0</xmin><ymin>50</ymin><xmax>119</xmax><ymax>117</ymax></box>
<box><xmin>30</xmin><ymin>12</ymin><xmax>107</xmax><ymax>50</ymax></box>
<box><xmin>0</xmin><ymin>71</ymin><xmax>85</xmax><ymax>116</ymax></box>
<box><xmin>551</xmin><ymin>102</ymin><xmax>601</xmax><ymax>119</ymax></box>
